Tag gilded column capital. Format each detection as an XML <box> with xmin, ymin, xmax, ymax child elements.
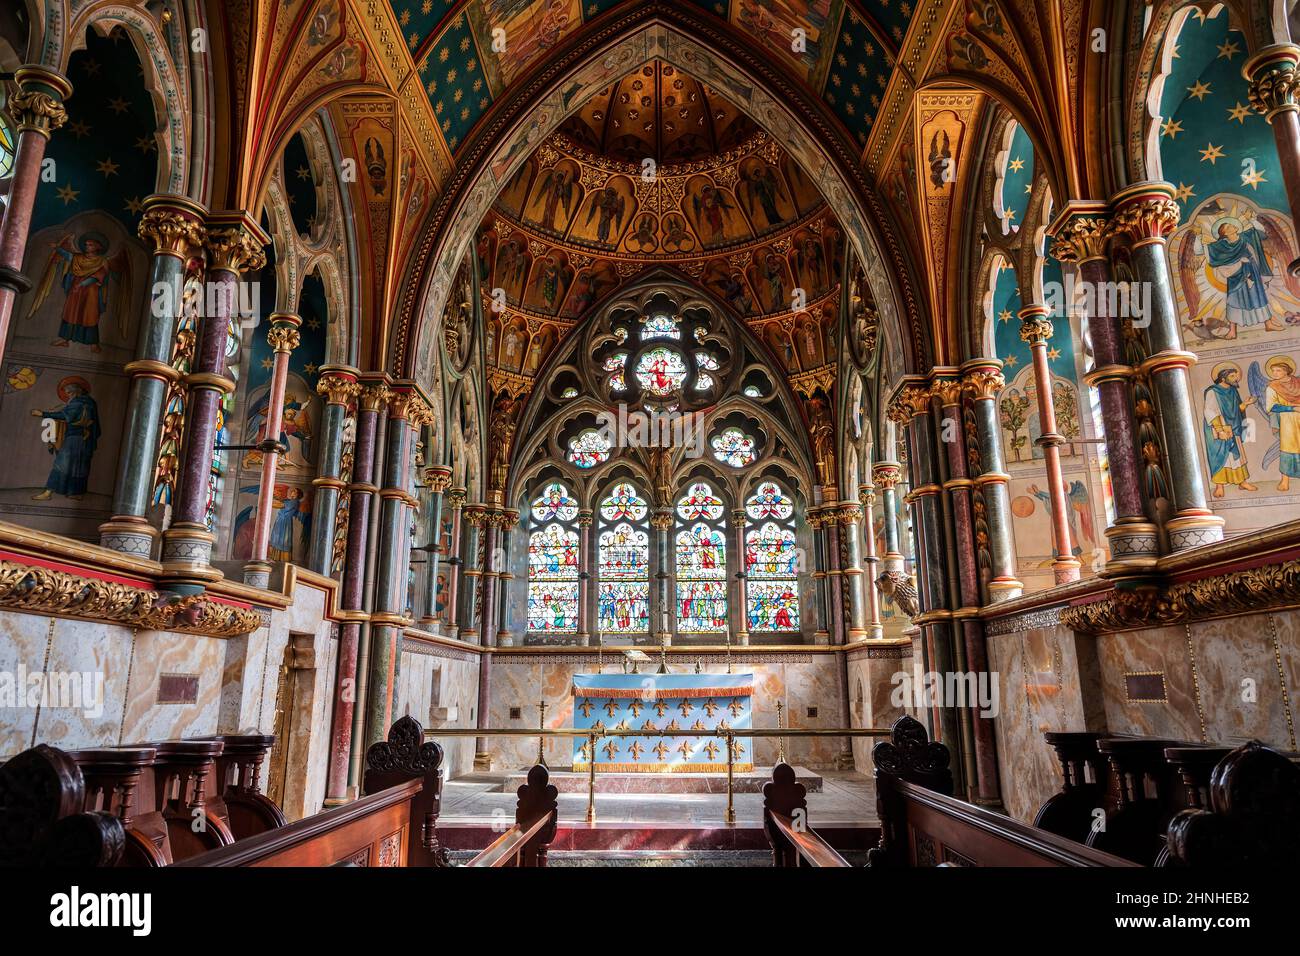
<box><xmin>1109</xmin><ymin>182</ymin><xmax>1181</xmax><ymax>245</ymax></box>
<box><xmin>577</xmin><ymin>508</ymin><xmax>594</xmax><ymax>527</ymax></box>
<box><xmin>316</xmin><ymin>366</ymin><xmax>362</xmax><ymax>406</ymax></box>
<box><xmin>494</xmin><ymin>508</ymin><xmax>520</xmax><ymax>531</ymax></box>
<box><xmin>838</xmin><ymin>503</ymin><xmax>864</xmax><ymax>525</ymax></box>
<box><xmin>649</xmin><ymin>510</ymin><xmax>673</xmax><ymax>531</ymax></box>
<box><xmin>872</xmin><ymin>461</ymin><xmax>903</xmax><ymax>490</ymax></box>
<box><xmin>359</xmin><ymin>382</ymin><xmax>393</xmax><ymax>413</ymax></box>
<box><xmin>931</xmin><ymin>378</ymin><xmax>963</xmax><ymax>408</ymax></box>
<box><xmin>1018</xmin><ymin>306</ymin><xmax>1053</xmax><ymax>346</ymax></box>
<box><xmin>266</xmin><ymin>312</ymin><xmax>302</xmax><ymax>353</ymax></box>
<box><xmin>137</xmin><ymin>195</ymin><xmax>208</xmax><ymax>258</ymax></box>
<box><xmin>204</xmin><ymin>211</ymin><xmax>270</xmax><ymax>273</ymax></box>
<box><xmin>1049</xmin><ymin>214</ymin><xmax>1110</xmax><ymax>264</ymax></box>
<box><xmin>1245</xmin><ymin>44</ymin><xmax>1300</xmax><ymax>120</ymax></box>
<box><xmin>7</xmin><ymin>66</ymin><xmax>73</xmax><ymax>136</ymax></box>
<box><xmin>730</xmin><ymin>508</ymin><xmax>747</xmax><ymax>526</ymax></box>
<box><xmin>463</xmin><ymin>504</ymin><xmax>490</xmax><ymax>528</ymax></box>
<box><xmin>446</xmin><ymin>487</ymin><xmax>467</xmax><ymax>510</ymax></box>
<box><xmin>857</xmin><ymin>483</ymin><xmax>875</xmax><ymax>510</ymax></box>
<box><xmin>424</xmin><ymin>464</ymin><xmax>453</xmax><ymax>493</ymax></box>
<box><xmin>961</xmin><ymin>358</ymin><xmax>1005</xmax><ymax>401</ymax></box>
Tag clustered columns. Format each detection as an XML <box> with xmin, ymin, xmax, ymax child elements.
<box><xmin>323</xmin><ymin>378</ymin><xmax>387</xmax><ymax>805</ymax></box>
<box><xmin>99</xmin><ymin>195</ymin><xmax>207</xmax><ymax>557</ymax></box>
<box><xmin>416</xmin><ymin>464</ymin><xmax>453</xmax><ymax>630</ymax></box>
<box><xmin>857</xmin><ymin>483</ymin><xmax>884</xmax><ymax>639</ymax></box>
<box><xmin>871</xmin><ymin>461</ymin><xmax>905</xmax><ymax>575</ymax></box>
<box><xmin>0</xmin><ymin>66</ymin><xmax>72</xmax><ymax>356</ymax></box>
<box><xmin>364</xmin><ymin>384</ymin><xmax>435</xmax><ymax>751</ymax></box>
<box><xmin>1246</xmin><ymin>45</ymin><xmax>1300</xmax><ymax>274</ymax></box>
<box><xmin>576</xmin><ymin>509</ymin><xmax>594</xmax><ymax>644</ymax></box>
<box><xmin>442</xmin><ymin>487</ymin><xmax>467</xmax><ymax>639</ymax></box>
<box><xmin>470</xmin><ymin>500</ymin><xmax>519</xmax><ymax>771</ymax></box>
<box><xmin>837</xmin><ymin>501</ymin><xmax>868</xmax><ymax>641</ymax></box>
<box><xmin>889</xmin><ymin>381</ymin><xmax>963</xmax><ymax>776</ymax></box>
<box><xmin>243</xmin><ymin>312</ymin><xmax>303</xmax><ymax>587</ymax></box>
<box><xmin>806</xmin><ymin>504</ymin><xmax>832</xmax><ymax>644</ymax></box>
<box><xmin>1017</xmin><ymin>306</ymin><xmax>1081</xmax><ymax>584</ymax></box>
<box><xmin>308</xmin><ymin>366</ymin><xmax>362</xmax><ymax>575</ymax></box>
<box><xmin>160</xmin><ymin>213</ymin><xmax>270</xmax><ymax>593</ymax></box>
<box><xmin>650</xmin><ymin>508</ymin><xmax>674</xmax><ymax>648</ymax></box>
<box><xmin>1111</xmin><ymin>183</ymin><xmax>1224</xmax><ymax>551</ymax></box>
<box><xmin>1049</xmin><ymin>208</ymin><xmax>1160</xmax><ymax>573</ymax></box>
<box><xmin>960</xmin><ymin>359</ymin><xmax>1022</xmax><ymax>602</ymax></box>
<box><xmin>731</xmin><ymin>508</ymin><xmax>750</xmax><ymax>646</ymax></box>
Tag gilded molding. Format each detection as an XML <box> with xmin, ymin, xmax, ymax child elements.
<box><xmin>0</xmin><ymin>559</ymin><xmax>262</xmax><ymax>636</ymax></box>
<box><xmin>1061</xmin><ymin>559</ymin><xmax>1300</xmax><ymax>634</ymax></box>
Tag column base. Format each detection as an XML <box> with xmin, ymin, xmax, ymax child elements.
<box><xmin>242</xmin><ymin>561</ymin><xmax>272</xmax><ymax>588</ymax></box>
<box><xmin>159</xmin><ymin>523</ymin><xmax>222</xmax><ymax>593</ymax></box>
<box><xmin>496</xmin><ymin>630</ymin><xmax>516</xmax><ymax>647</ymax></box>
<box><xmin>848</xmin><ymin>627</ymin><xmax>868</xmax><ymax>641</ymax></box>
<box><xmin>813</xmin><ymin>630</ymin><xmax>831</xmax><ymax>646</ymax></box>
<box><xmin>473</xmin><ymin>751</ymin><xmax>494</xmax><ymax>772</ymax></box>
<box><xmin>734</xmin><ymin>630</ymin><xmax>749</xmax><ymax>646</ymax></box>
<box><xmin>0</xmin><ymin>265</ymin><xmax>33</xmax><ymax>295</ymax></box>
<box><xmin>1165</xmin><ymin>512</ymin><xmax>1225</xmax><ymax>552</ymax></box>
<box><xmin>1103</xmin><ymin>520</ymin><xmax>1160</xmax><ymax>574</ymax></box>
<box><xmin>97</xmin><ymin>517</ymin><xmax>158</xmax><ymax>558</ymax></box>
<box><xmin>867</xmin><ymin>624</ymin><xmax>884</xmax><ymax>640</ymax></box>
<box><xmin>985</xmin><ymin>579</ymin><xmax>1024</xmax><ymax>603</ymax></box>
<box><xmin>1052</xmin><ymin>558</ymin><xmax>1082</xmax><ymax>585</ymax></box>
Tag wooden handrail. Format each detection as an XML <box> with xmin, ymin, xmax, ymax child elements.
<box><xmin>171</xmin><ymin>779</ymin><xmax>423</xmax><ymax>867</ymax></box>
<box><xmin>768</xmin><ymin>812</ymin><xmax>849</xmax><ymax>867</ymax></box>
<box><xmin>464</xmin><ymin>813</ymin><xmax>556</xmax><ymax>868</ymax></box>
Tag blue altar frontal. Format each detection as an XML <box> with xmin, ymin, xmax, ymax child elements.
<box><xmin>571</xmin><ymin>672</ymin><xmax>754</xmax><ymax>772</ymax></box>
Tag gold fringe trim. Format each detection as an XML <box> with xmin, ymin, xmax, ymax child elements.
<box><xmin>572</xmin><ymin>685</ymin><xmax>753</xmax><ymax>700</ymax></box>
<box><xmin>570</xmin><ymin>762</ymin><xmax>756</xmax><ymax>774</ymax></box>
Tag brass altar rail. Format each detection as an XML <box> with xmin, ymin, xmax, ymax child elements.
<box><xmin>425</xmin><ymin>727</ymin><xmax>890</xmax><ymax>825</ymax></box>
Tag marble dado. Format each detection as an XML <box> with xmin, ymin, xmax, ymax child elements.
<box><xmin>479</xmin><ymin>656</ymin><xmax>848</xmax><ymax>772</ymax></box>
<box><xmin>987</xmin><ymin>607</ymin><xmax>1300</xmax><ymax>824</ymax></box>
<box><xmin>0</xmin><ymin>574</ymin><xmax>342</xmax><ymax>823</ymax></box>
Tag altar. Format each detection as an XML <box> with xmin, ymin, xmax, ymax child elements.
<box><xmin>571</xmin><ymin>673</ymin><xmax>754</xmax><ymax>773</ymax></box>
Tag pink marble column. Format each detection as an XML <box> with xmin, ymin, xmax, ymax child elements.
<box><xmin>243</xmin><ymin>313</ymin><xmax>301</xmax><ymax>587</ymax></box>
<box><xmin>1018</xmin><ymin>306</ymin><xmax>1081</xmax><ymax>585</ymax></box>
<box><xmin>0</xmin><ymin>67</ymin><xmax>71</xmax><ymax>357</ymax></box>
<box><xmin>857</xmin><ymin>483</ymin><xmax>883</xmax><ymax>639</ymax></box>
<box><xmin>443</xmin><ymin>487</ymin><xmax>466</xmax><ymax>638</ymax></box>
<box><xmin>1246</xmin><ymin>45</ymin><xmax>1300</xmax><ymax>274</ymax></box>
<box><xmin>731</xmin><ymin>508</ymin><xmax>749</xmax><ymax>645</ymax></box>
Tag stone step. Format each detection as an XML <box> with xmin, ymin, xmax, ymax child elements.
<box><xmin>500</xmin><ymin>764</ymin><xmax>823</xmax><ymax>793</ymax></box>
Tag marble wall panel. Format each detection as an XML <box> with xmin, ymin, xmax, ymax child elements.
<box><xmin>396</xmin><ymin>642</ymin><xmax>481</xmax><ymax>778</ymax></box>
<box><xmin>1188</xmin><ymin>616</ymin><xmax>1290</xmax><ymax>748</ymax></box>
<box><xmin>118</xmin><ymin>630</ymin><xmax>226</xmax><ymax>745</ymax></box>
<box><xmin>1095</xmin><ymin>625</ymin><xmax>1203</xmax><ymax>743</ymax></box>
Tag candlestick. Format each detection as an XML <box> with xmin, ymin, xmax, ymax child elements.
<box><xmin>536</xmin><ymin>699</ymin><xmax>548</xmax><ymax>767</ymax></box>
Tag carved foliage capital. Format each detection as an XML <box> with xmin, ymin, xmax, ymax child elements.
<box><xmin>962</xmin><ymin>367</ymin><xmax>1005</xmax><ymax>401</ymax></box>
<box><xmin>266</xmin><ymin>325</ymin><xmax>301</xmax><ymax>354</ymax></box>
<box><xmin>317</xmin><ymin>373</ymin><xmax>362</xmax><ymax>407</ymax></box>
<box><xmin>205</xmin><ymin>224</ymin><xmax>268</xmax><ymax>273</ymax></box>
<box><xmin>1050</xmin><ymin>216</ymin><xmax>1109</xmax><ymax>263</ymax></box>
<box><xmin>1246</xmin><ymin>49</ymin><xmax>1300</xmax><ymax>117</ymax></box>
<box><xmin>359</xmin><ymin>383</ymin><xmax>392</xmax><ymax>413</ymax></box>
<box><xmin>138</xmin><ymin>208</ymin><xmax>205</xmax><ymax>259</ymax></box>
<box><xmin>872</xmin><ymin>462</ymin><xmax>903</xmax><ymax>490</ymax></box>
<box><xmin>931</xmin><ymin>378</ymin><xmax>963</xmax><ymax>408</ymax></box>
<box><xmin>1111</xmin><ymin>195</ymin><xmax>1181</xmax><ymax>243</ymax></box>
<box><xmin>1019</xmin><ymin>315</ymin><xmax>1054</xmax><ymax>346</ymax></box>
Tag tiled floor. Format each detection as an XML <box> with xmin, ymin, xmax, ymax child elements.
<box><xmin>441</xmin><ymin>768</ymin><xmax>877</xmax><ymax>826</ymax></box>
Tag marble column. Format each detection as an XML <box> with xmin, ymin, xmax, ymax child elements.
<box><xmin>1049</xmin><ymin>208</ymin><xmax>1159</xmax><ymax>572</ymax></box>
<box><xmin>461</xmin><ymin>505</ymin><xmax>484</xmax><ymax>642</ymax></box>
<box><xmin>808</xmin><ymin>505</ymin><xmax>831</xmax><ymax>645</ymax></box>
<box><xmin>1112</xmin><ymin>183</ymin><xmax>1224</xmax><ymax>551</ymax></box>
<box><xmin>160</xmin><ymin>212</ymin><xmax>269</xmax><ymax>593</ymax></box>
<box><xmin>857</xmin><ymin>483</ymin><xmax>884</xmax><ymax>639</ymax></box>
<box><xmin>308</xmin><ymin>366</ymin><xmax>361</xmax><ymax>575</ymax></box>
<box><xmin>417</xmin><ymin>464</ymin><xmax>452</xmax><ymax>629</ymax></box>
<box><xmin>443</xmin><ymin>488</ymin><xmax>466</xmax><ymax>638</ymax></box>
<box><xmin>960</xmin><ymin>359</ymin><xmax>1023</xmax><ymax>602</ymax></box>
<box><xmin>470</xmin><ymin>503</ymin><xmax>499</xmax><ymax>770</ymax></box>
<box><xmin>364</xmin><ymin>385</ymin><xmax>431</xmax><ymax>750</ymax></box>
<box><xmin>323</xmin><ymin>380</ymin><xmax>386</xmax><ymax>804</ymax></box>
<box><xmin>651</xmin><ymin>509</ymin><xmax>673</xmax><ymax>647</ymax></box>
<box><xmin>837</xmin><ymin>502</ymin><xmax>868</xmax><ymax>641</ymax></box>
<box><xmin>492</xmin><ymin>509</ymin><xmax>519</xmax><ymax>646</ymax></box>
<box><xmin>731</xmin><ymin>508</ymin><xmax>750</xmax><ymax>645</ymax></box>
<box><xmin>577</xmin><ymin>508</ymin><xmax>593</xmax><ymax>643</ymax></box>
<box><xmin>1018</xmin><ymin>307</ymin><xmax>1082</xmax><ymax>584</ymax></box>
<box><xmin>99</xmin><ymin>195</ymin><xmax>207</xmax><ymax>556</ymax></box>
<box><xmin>932</xmin><ymin>377</ymin><xmax>1002</xmax><ymax>807</ymax></box>
<box><xmin>1246</xmin><ymin>45</ymin><xmax>1300</xmax><ymax>274</ymax></box>
<box><xmin>243</xmin><ymin>313</ymin><xmax>301</xmax><ymax>587</ymax></box>
<box><xmin>872</xmin><ymin>462</ymin><xmax>905</xmax><ymax>575</ymax></box>
<box><xmin>0</xmin><ymin>66</ymin><xmax>71</xmax><ymax>356</ymax></box>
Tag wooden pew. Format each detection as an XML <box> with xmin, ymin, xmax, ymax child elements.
<box><xmin>0</xmin><ymin>744</ymin><xmax>126</xmax><ymax>867</ymax></box>
<box><xmin>1033</xmin><ymin>732</ymin><xmax>1111</xmax><ymax>843</ymax></box>
<box><xmin>762</xmin><ymin>762</ymin><xmax>849</xmax><ymax>867</ymax></box>
<box><xmin>1166</xmin><ymin>741</ymin><xmax>1300</xmax><ymax>867</ymax></box>
<box><xmin>195</xmin><ymin>734</ymin><xmax>287</xmax><ymax>840</ymax></box>
<box><xmin>362</xmin><ymin>714</ymin><xmax>449</xmax><ymax>867</ymax></box>
<box><xmin>867</xmin><ymin>716</ymin><xmax>1136</xmax><ymax>867</ymax></box>
<box><xmin>464</xmin><ymin>764</ymin><xmax>558</xmax><ymax>867</ymax></box>
<box><xmin>66</xmin><ymin>746</ymin><xmax>167</xmax><ymax>866</ymax></box>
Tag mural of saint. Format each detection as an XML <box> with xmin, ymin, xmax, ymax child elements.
<box><xmin>29</xmin><ymin>376</ymin><xmax>100</xmax><ymax>500</ymax></box>
<box><xmin>32</xmin><ymin>232</ymin><xmax>129</xmax><ymax>351</ymax></box>
<box><xmin>584</xmin><ymin>185</ymin><xmax>626</xmax><ymax>245</ymax></box>
<box><xmin>1202</xmin><ymin>362</ymin><xmax>1257</xmax><ymax>496</ymax></box>
<box><xmin>738</xmin><ymin>160</ymin><xmax>788</xmax><ymax>230</ymax></box>
<box><xmin>1252</xmin><ymin>355</ymin><xmax>1300</xmax><ymax>490</ymax></box>
<box><xmin>534</xmin><ymin>163</ymin><xmax>576</xmax><ymax>232</ymax></box>
<box><xmin>690</xmin><ymin>183</ymin><xmax>737</xmax><ymax>244</ymax></box>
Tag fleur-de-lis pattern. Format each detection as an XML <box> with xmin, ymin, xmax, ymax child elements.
<box><xmin>571</xmin><ymin>674</ymin><xmax>753</xmax><ymax>772</ymax></box>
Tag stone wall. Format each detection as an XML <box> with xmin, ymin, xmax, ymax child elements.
<box><xmin>395</xmin><ymin>633</ymin><xmax>481</xmax><ymax>779</ymax></box>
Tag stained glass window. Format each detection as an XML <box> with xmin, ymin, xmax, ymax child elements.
<box><xmin>0</xmin><ymin>117</ymin><xmax>13</xmax><ymax>181</ymax></box>
<box><xmin>597</xmin><ymin>482</ymin><xmax>650</xmax><ymax>634</ymax></box>
<box><xmin>745</xmin><ymin>481</ymin><xmax>800</xmax><ymax>632</ymax></box>
<box><xmin>635</xmin><ymin>347</ymin><xmax>689</xmax><ymax>396</ymax></box>
<box><xmin>527</xmin><ymin>482</ymin><xmax>580</xmax><ymax>634</ymax></box>
<box><xmin>642</xmin><ymin>314</ymin><xmax>680</xmax><ymax>339</ymax></box>
<box><xmin>566</xmin><ymin>429</ymin><xmax>611</xmax><ymax>468</ymax></box>
<box><xmin>675</xmin><ymin>482</ymin><xmax>728</xmax><ymax>632</ymax></box>
<box><xmin>561</xmin><ymin>386</ymin><xmax>578</xmax><ymax>398</ymax></box>
<box><xmin>711</xmin><ymin>426</ymin><xmax>757</xmax><ymax>467</ymax></box>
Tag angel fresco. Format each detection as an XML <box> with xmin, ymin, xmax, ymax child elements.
<box><xmin>738</xmin><ymin>160</ymin><xmax>788</xmax><ymax>230</ymax></box>
<box><xmin>1178</xmin><ymin>203</ymin><xmax>1300</xmax><ymax>340</ymax></box>
<box><xmin>1249</xmin><ymin>355</ymin><xmax>1300</xmax><ymax>491</ymax></box>
<box><xmin>29</xmin><ymin>376</ymin><xmax>100</xmax><ymax>500</ymax></box>
<box><xmin>534</xmin><ymin>164</ymin><xmax>576</xmax><ymax>232</ymax></box>
<box><xmin>691</xmin><ymin>184</ymin><xmax>736</xmax><ymax>245</ymax></box>
<box><xmin>585</xmin><ymin>186</ymin><xmax>626</xmax><ymax>245</ymax></box>
<box><xmin>32</xmin><ymin>232</ymin><xmax>129</xmax><ymax>352</ymax></box>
